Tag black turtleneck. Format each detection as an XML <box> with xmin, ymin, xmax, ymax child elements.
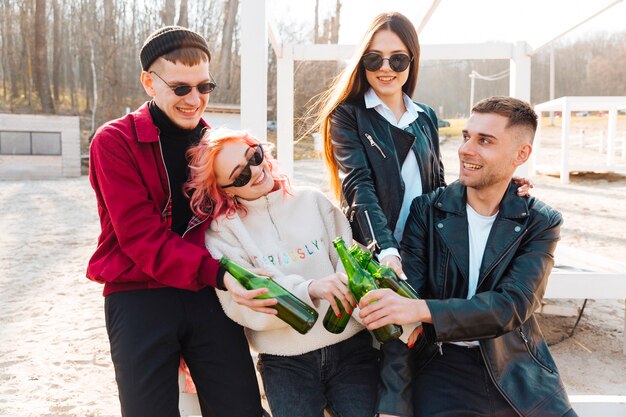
<box><xmin>149</xmin><ymin>101</ymin><xmax>205</xmax><ymax>236</ymax></box>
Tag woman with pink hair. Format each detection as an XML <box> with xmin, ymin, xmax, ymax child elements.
<box><xmin>185</xmin><ymin>128</ymin><xmax>380</xmax><ymax>417</ymax></box>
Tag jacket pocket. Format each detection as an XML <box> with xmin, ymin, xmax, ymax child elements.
<box><xmin>519</xmin><ymin>329</ymin><xmax>555</xmax><ymax>374</ymax></box>
<box><xmin>362</xmin><ymin>132</ymin><xmax>387</xmax><ymax>159</ymax></box>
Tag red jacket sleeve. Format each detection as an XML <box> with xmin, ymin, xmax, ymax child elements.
<box><xmin>89</xmin><ymin>126</ymin><xmax>220</xmax><ymax>290</ymax></box>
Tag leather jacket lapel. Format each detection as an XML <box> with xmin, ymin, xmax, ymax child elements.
<box><xmin>433</xmin><ymin>181</ymin><xmax>532</xmax><ymax>293</ymax></box>
<box><xmin>478</xmin><ymin>217</ymin><xmax>526</xmax><ymax>289</ymax></box>
<box><xmin>478</xmin><ymin>183</ymin><xmax>531</xmax><ymax>289</ymax></box>
<box><xmin>436</xmin><ymin>214</ymin><xmax>470</xmax><ymax>287</ymax></box>
<box><xmin>433</xmin><ymin>183</ymin><xmax>470</xmax><ymax>287</ymax></box>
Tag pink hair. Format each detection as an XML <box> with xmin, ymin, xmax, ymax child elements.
<box><xmin>184</xmin><ymin>128</ymin><xmax>292</xmax><ymax>220</ymax></box>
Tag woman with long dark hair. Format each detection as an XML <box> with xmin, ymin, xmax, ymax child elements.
<box><xmin>312</xmin><ymin>12</ymin><xmax>530</xmax><ymax>417</ymax></box>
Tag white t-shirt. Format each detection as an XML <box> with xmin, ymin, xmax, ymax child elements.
<box><xmin>363</xmin><ymin>88</ymin><xmax>425</xmax><ymax>261</ymax></box>
<box><xmin>451</xmin><ymin>204</ymin><xmax>497</xmax><ymax>348</ymax></box>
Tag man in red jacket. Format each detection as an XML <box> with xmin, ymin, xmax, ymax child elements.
<box><xmin>87</xmin><ymin>26</ymin><xmax>272</xmax><ymax>417</ymax></box>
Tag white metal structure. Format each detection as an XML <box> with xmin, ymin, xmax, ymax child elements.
<box><xmin>267</xmin><ymin>40</ymin><xmax>531</xmax><ymax>178</ymax></box>
<box><xmin>240</xmin><ymin>0</ymin><xmax>624</xmax><ymax>179</ymax></box>
<box><xmin>569</xmin><ymin>396</ymin><xmax>626</xmax><ymax>417</ymax></box>
<box><xmin>241</xmin><ymin>0</ymin><xmax>535</xmax><ymax>178</ymax></box>
<box><xmin>532</xmin><ymin>96</ymin><xmax>626</xmax><ymax>183</ymax></box>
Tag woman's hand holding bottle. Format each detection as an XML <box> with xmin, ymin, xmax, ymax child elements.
<box><xmin>223</xmin><ymin>270</ymin><xmax>278</xmax><ymax>315</ymax></box>
<box><xmin>379</xmin><ymin>254</ymin><xmax>408</xmax><ymax>281</ymax></box>
<box><xmin>308</xmin><ymin>272</ymin><xmax>356</xmax><ymax>317</ymax></box>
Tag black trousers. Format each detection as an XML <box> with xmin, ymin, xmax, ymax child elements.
<box><xmin>413</xmin><ymin>344</ymin><xmax>577</xmax><ymax>417</ymax></box>
<box><xmin>105</xmin><ymin>287</ymin><xmax>263</xmax><ymax>417</ymax></box>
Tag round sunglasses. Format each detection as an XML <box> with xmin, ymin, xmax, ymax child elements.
<box><xmin>361</xmin><ymin>53</ymin><xmax>413</xmax><ymax>73</ymax></box>
<box><xmin>221</xmin><ymin>144</ymin><xmax>265</xmax><ymax>188</ymax></box>
<box><xmin>150</xmin><ymin>71</ymin><xmax>217</xmax><ymax>96</ymax></box>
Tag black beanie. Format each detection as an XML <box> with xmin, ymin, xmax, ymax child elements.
<box><xmin>139</xmin><ymin>26</ymin><xmax>211</xmax><ymax>70</ymax></box>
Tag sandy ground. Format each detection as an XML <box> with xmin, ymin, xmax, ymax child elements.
<box><xmin>1</xmin><ymin>118</ymin><xmax>625</xmax><ymax>416</ymax></box>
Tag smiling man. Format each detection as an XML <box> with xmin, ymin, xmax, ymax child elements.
<box><xmin>87</xmin><ymin>26</ymin><xmax>266</xmax><ymax>417</ymax></box>
<box><xmin>359</xmin><ymin>96</ymin><xmax>577</xmax><ymax>417</ymax></box>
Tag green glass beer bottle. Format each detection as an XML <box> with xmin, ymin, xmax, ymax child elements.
<box><xmin>349</xmin><ymin>245</ymin><xmax>420</xmax><ymax>300</ymax></box>
<box><xmin>322</xmin><ymin>297</ymin><xmax>352</xmax><ymax>334</ymax></box>
<box><xmin>332</xmin><ymin>238</ymin><xmax>402</xmax><ymax>344</ymax></box>
<box><xmin>219</xmin><ymin>257</ymin><xmax>319</xmax><ymax>335</ymax></box>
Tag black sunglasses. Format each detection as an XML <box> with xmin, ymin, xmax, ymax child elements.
<box><xmin>221</xmin><ymin>144</ymin><xmax>265</xmax><ymax>188</ymax></box>
<box><xmin>150</xmin><ymin>71</ymin><xmax>217</xmax><ymax>96</ymax></box>
<box><xmin>362</xmin><ymin>53</ymin><xmax>413</xmax><ymax>73</ymax></box>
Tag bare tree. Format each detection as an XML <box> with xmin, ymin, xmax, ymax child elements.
<box><xmin>52</xmin><ymin>0</ymin><xmax>61</xmax><ymax>103</ymax></box>
<box><xmin>90</xmin><ymin>42</ymin><xmax>98</xmax><ymax>133</ymax></box>
<box><xmin>160</xmin><ymin>0</ymin><xmax>176</xmax><ymax>26</ymax></box>
<box><xmin>34</xmin><ymin>0</ymin><xmax>54</xmax><ymax>113</ymax></box>
<box><xmin>177</xmin><ymin>0</ymin><xmax>188</xmax><ymax>27</ymax></box>
<box><xmin>314</xmin><ymin>0</ymin><xmax>319</xmax><ymax>43</ymax></box>
<box><xmin>330</xmin><ymin>0</ymin><xmax>341</xmax><ymax>44</ymax></box>
<box><xmin>217</xmin><ymin>0</ymin><xmax>239</xmax><ymax>91</ymax></box>
<box><xmin>0</xmin><ymin>0</ymin><xmax>624</xmax><ymax>124</ymax></box>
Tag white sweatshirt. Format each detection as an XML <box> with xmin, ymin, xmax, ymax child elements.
<box><xmin>206</xmin><ymin>186</ymin><xmax>364</xmax><ymax>356</ymax></box>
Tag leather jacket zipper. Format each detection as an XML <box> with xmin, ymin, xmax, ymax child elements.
<box><xmin>442</xmin><ymin>251</ymin><xmax>450</xmax><ymax>297</ymax></box>
<box><xmin>363</xmin><ymin>209</ymin><xmax>378</xmax><ymax>251</ymax></box>
<box><xmin>156</xmin><ymin>136</ymin><xmax>172</xmax><ymax>219</ymax></box>
<box><xmin>519</xmin><ymin>329</ymin><xmax>555</xmax><ymax>373</ymax></box>
<box><xmin>364</xmin><ymin>133</ymin><xmax>387</xmax><ymax>159</ymax></box>
<box><xmin>477</xmin><ymin>229</ymin><xmax>527</xmax><ymax>290</ymax></box>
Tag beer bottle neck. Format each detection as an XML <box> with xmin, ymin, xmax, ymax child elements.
<box><xmin>333</xmin><ymin>238</ymin><xmax>361</xmax><ymax>278</ymax></box>
<box><xmin>219</xmin><ymin>256</ymin><xmax>255</xmax><ymax>285</ymax></box>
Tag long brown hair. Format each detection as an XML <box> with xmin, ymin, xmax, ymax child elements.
<box><xmin>312</xmin><ymin>12</ymin><xmax>420</xmax><ymax>199</ymax></box>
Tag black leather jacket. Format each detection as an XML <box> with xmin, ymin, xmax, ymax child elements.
<box><xmin>401</xmin><ymin>181</ymin><xmax>572</xmax><ymax>417</ymax></box>
<box><xmin>330</xmin><ymin>99</ymin><xmax>445</xmax><ymax>253</ymax></box>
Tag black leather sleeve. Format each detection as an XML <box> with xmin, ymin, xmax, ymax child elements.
<box><xmin>400</xmin><ymin>194</ymin><xmax>434</xmax><ymax>298</ymax></box>
<box><xmin>330</xmin><ymin>104</ymin><xmax>398</xmax><ymax>251</ymax></box>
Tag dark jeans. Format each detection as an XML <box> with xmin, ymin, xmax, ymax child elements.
<box><xmin>413</xmin><ymin>344</ymin><xmax>578</xmax><ymax>417</ymax></box>
<box><xmin>257</xmin><ymin>330</ymin><xmax>380</xmax><ymax>417</ymax></box>
<box><xmin>105</xmin><ymin>287</ymin><xmax>263</xmax><ymax>417</ymax></box>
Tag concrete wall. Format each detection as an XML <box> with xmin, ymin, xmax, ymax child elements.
<box><xmin>0</xmin><ymin>114</ymin><xmax>81</xmax><ymax>179</ymax></box>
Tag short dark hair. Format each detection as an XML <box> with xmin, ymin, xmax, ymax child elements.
<box><xmin>158</xmin><ymin>47</ymin><xmax>209</xmax><ymax>68</ymax></box>
<box><xmin>472</xmin><ymin>96</ymin><xmax>538</xmax><ymax>140</ymax></box>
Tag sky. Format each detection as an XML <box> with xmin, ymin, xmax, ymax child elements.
<box><xmin>268</xmin><ymin>0</ymin><xmax>626</xmax><ymax>50</ymax></box>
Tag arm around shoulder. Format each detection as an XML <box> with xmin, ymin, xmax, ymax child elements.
<box><xmin>89</xmin><ymin>128</ymin><xmax>220</xmax><ymax>290</ymax></box>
